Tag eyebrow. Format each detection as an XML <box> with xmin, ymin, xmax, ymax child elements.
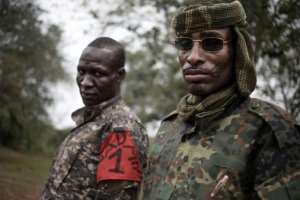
<box><xmin>78</xmin><ymin>64</ymin><xmax>111</xmax><ymax>74</ymax></box>
<box><xmin>178</xmin><ymin>31</ymin><xmax>227</xmax><ymax>39</ymax></box>
<box><xmin>200</xmin><ymin>31</ymin><xmax>223</xmax><ymax>38</ymax></box>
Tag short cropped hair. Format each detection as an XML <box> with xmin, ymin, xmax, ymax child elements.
<box><xmin>88</xmin><ymin>37</ymin><xmax>125</xmax><ymax>69</ymax></box>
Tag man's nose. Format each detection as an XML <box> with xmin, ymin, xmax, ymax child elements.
<box><xmin>186</xmin><ymin>42</ymin><xmax>205</xmax><ymax>65</ymax></box>
<box><xmin>80</xmin><ymin>75</ymin><xmax>93</xmax><ymax>87</ymax></box>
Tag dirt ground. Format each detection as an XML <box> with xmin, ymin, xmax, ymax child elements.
<box><xmin>0</xmin><ymin>147</ymin><xmax>52</xmax><ymax>200</ymax></box>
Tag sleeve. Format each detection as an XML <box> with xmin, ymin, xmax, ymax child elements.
<box><xmin>95</xmin><ymin>123</ymin><xmax>149</xmax><ymax>200</ymax></box>
<box><xmin>254</xmin><ymin>124</ymin><xmax>300</xmax><ymax>200</ymax></box>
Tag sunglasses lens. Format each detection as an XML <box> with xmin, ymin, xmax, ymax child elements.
<box><xmin>202</xmin><ymin>38</ymin><xmax>224</xmax><ymax>51</ymax></box>
<box><xmin>175</xmin><ymin>38</ymin><xmax>193</xmax><ymax>50</ymax></box>
<box><xmin>175</xmin><ymin>37</ymin><xmax>225</xmax><ymax>51</ymax></box>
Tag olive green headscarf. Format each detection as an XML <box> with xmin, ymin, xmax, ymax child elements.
<box><xmin>172</xmin><ymin>0</ymin><xmax>256</xmax><ymax>97</ymax></box>
<box><xmin>172</xmin><ymin>0</ymin><xmax>256</xmax><ymax>121</ymax></box>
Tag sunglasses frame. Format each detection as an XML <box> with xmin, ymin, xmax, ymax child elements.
<box><xmin>174</xmin><ymin>36</ymin><xmax>231</xmax><ymax>52</ymax></box>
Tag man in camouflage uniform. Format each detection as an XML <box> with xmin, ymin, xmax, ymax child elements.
<box><xmin>144</xmin><ymin>0</ymin><xmax>300</xmax><ymax>199</ymax></box>
<box><xmin>41</xmin><ymin>37</ymin><xmax>149</xmax><ymax>200</ymax></box>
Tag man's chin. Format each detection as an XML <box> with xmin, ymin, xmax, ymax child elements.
<box><xmin>187</xmin><ymin>84</ymin><xmax>210</xmax><ymax>97</ymax></box>
<box><xmin>82</xmin><ymin>99</ymin><xmax>98</xmax><ymax>106</ymax></box>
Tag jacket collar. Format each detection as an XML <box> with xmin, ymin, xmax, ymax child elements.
<box><xmin>71</xmin><ymin>95</ymin><xmax>121</xmax><ymax>127</ymax></box>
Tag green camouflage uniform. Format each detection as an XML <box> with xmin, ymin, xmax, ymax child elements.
<box><xmin>41</xmin><ymin>96</ymin><xmax>149</xmax><ymax>200</ymax></box>
<box><xmin>144</xmin><ymin>0</ymin><xmax>300</xmax><ymax>199</ymax></box>
<box><xmin>144</xmin><ymin>96</ymin><xmax>300</xmax><ymax>200</ymax></box>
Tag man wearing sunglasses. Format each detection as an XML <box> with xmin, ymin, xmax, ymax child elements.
<box><xmin>144</xmin><ymin>0</ymin><xmax>300</xmax><ymax>200</ymax></box>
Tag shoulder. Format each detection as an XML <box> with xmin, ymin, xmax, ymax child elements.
<box><xmin>246</xmin><ymin>98</ymin><xmax>296</xmax><ymax>129</ymax></box>
<box><xmin>106</xmin><ymin>100</ymin><xmax>143</xmax><ymax>129</ymax></box>
<box><xmin>247</xmin><ymin>98</ymin><xmax>295</xmax><ymax>123</ymax></box>
<box><xmin>245</xmin><ymin>99</ymin><xmax>300</xmax><ymax>199</ymax></box>
<box><xmin>104</xmin><ymin>100</ymin><xmax>149</xmax><ymax>161</ymax></box>
<box><xmin>154</xmin><ymin>110</ymin><xmax>180</xmax><ymax>137</ymax></box>
<box><xmin>154</xmin><ymin>109</ymin><xmax>184</xmax><ymax>147</ymax></box>
<box><xmin>161</xmin><ymin>110</ymin><xmax>179</xmax><ymax>123</ymax></box>
<box><xmin>246</xmin><ymin>98</ymin><xmax>298</xmax><ymax>148</ymax></box>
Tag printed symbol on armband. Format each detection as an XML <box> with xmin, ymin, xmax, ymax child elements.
<box><xmin>97</xmin><ymin>131</ymin><xmax>141</xmax><ymax>182</ymax></box>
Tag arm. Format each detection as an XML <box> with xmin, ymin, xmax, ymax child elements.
<box><xmin>96</xmin><ymin>181</ymin><xmax>139</xmax><ymax>200</ymax></box>
<box><xmin>254</xmin><ymin>124</ymin><xmax>300</xmax><ymax>200</ymax></box>
<box><xmin>95</xmin><ymin>123</ymin><xmax>149</xmax><ymax>200</ymax></box>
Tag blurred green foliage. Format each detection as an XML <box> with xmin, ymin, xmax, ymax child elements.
<box><xmin>1</xmin><ymin>0</ymin><xmax>300</xmax><ymax>152</ymax></box>
<box><xmin>242</xmin><ymin>0</ymin><xmax>300</xmax><ymax>120</ymax></box>
<box><xmin>0</xmin><ymin>0</ymin><xmax>69</xmax><ymax>152</ymax></box>
<box><xmin>87</xmin><ymin>0</ymin><xmax>300</xmax><ymax>123</ymax></box>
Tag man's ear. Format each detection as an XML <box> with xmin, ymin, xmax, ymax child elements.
<box><xmin>176</xmin><ymin>56</ymin><xmax>180</xmax><ymax>63</ymax></box>
<box><xmin>116</xmin><ymin>68</ymin><xmax>126</xmax><ymax>81</ymax></box>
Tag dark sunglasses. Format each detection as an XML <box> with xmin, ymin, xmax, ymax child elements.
<box><xmin>174</xmin><ymin>37</ymin><xmax>231</xmax><ymax>52</ymax></box>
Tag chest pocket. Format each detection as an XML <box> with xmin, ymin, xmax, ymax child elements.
<box><xmin>52</xmin><ymin>123</ymin><xmax>105</xmax><ymax>189</ymax></box>
<box><xmin>144</xmin><ymin>119</ymin><xmax>190</xmax><ymax>200</ymax></box>
<box><xmin>202</xmin><ymin>152</ymin><xmax>246</xmax><ymax>199</ymax></box>
<box><xmin>166</xmin><ymin>135</ymin><xmax>247</xmax><ymax>200</ymax></box>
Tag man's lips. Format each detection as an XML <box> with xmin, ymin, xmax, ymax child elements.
<box><xmin>81</xmin><ymin>91</ymin><xmax>97</xmax><ymax>99</ymax></box>
<box><xmin>184</xmin><ymin>74</ymin><xmax>212</xmax><ymax>83</ymax></box>
<box><xmin>182</xmin><ymin>62</ymin><xmax>218</xmax><ymax>83</ymax></box>
<box><xmin>183</xmin><ymin>67</ymin><xmax>215</xmax><ymax>83</ymax></box>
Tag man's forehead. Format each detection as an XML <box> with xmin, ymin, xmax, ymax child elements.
<box><xmin>180</xmin><ymin>28</ymin><xmax>232</xmax><ymax>38</ymax></box>
<box><xmin>201</xmin><ymin>28</ymin><xmax>231</xmax><ymax>37</ymax></box>
<box><xmin>78</xmin><ymin>46</ymin><xmax>119</xmax><ymax>70</ymax></box>
<box><xmin>82</xmin><ymin>46</ymin><xmax>113</xmax><ymax>56</ymax></box>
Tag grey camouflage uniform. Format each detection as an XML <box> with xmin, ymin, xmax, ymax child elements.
<box><xmin>41</xmin><ymin>96</ymin><xmax>149</xmax><ymax>200</ymax></box>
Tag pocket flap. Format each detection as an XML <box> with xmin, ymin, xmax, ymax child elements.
<box><xmin>210</xmin><ymin>153</ymin><xmax>246</xmax><ymax>172</ymax></box>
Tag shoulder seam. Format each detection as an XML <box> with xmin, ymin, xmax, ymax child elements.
<box><xmin>162</xmin><ymin>110</ymin><xmax>178</xmax><ymax>121</ymax></box>
<box><xmin>248</xmin><ymin>98</ymin><xmax>295</xmax><ymax>148</ymax></box>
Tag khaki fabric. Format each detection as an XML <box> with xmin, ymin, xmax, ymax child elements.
<box><xmin>177</xmin><ymin>85</ymin><xmax>238</xmax><ymax>121</ymax></box>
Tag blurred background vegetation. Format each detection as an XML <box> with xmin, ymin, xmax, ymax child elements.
<box><xmin>95</xmin><ymin>0</ymin><xmax>300</xmax><ymax>124</ymax></box>
<box><xmin>0</xmin><ymin>0</ymin><xmax>70</xmax><ymax>154</ymax></box>
<box><xmin>0</xmin><ymin>0</ymin><xmax>300</xmax><ymax>198</ymax></box>
<box><xmin>1</xmin><ymin>0</ymin><xmax>299</xmax><ymax>153</ymax></box>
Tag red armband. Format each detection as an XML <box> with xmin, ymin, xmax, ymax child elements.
<box><xmin>96</xmin><ymin>131</ymin><xmax>142</xmax><ymax>182</ymax></box>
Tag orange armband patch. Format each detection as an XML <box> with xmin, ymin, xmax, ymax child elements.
<box><xmin>96</xmin><ymin>131</ymin><xmax>142</xmax><ymax>182</ymax></box>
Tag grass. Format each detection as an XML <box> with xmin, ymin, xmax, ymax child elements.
<box><xmin>0</xmin><ymin>147</ymin><xmax>53</xmax><ymax>200</ymax></box>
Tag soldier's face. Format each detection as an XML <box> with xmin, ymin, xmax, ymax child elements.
<box><xmin>76</xmin><ymin>47</ymin><xmax>123</xmax><ymax>106</ymax></box>
<box><xmin>177</xmin><ymin>28</ymin><xmax>234</xmax><ymax>98</ymax></box>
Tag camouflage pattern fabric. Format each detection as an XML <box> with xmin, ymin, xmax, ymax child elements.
<box><xmin>144</xmin><ymin>97</ymin><xmax>300</xmax><ymax>200</ymax></box>
<box><xmin>172</xmin><ymin>0</ymin><xmax>246</xmax><ymax>34</ymax></box>
<box><xmin>41</xmin><ymin>97</ymin><xmax>149</xmax><ymax>200</ymax></box>
<box><xmin>177</xmin><ymin>85</ymin><xmax>238</xmax><ymax>122</ymax></box>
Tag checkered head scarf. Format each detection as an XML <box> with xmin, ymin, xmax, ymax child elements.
<box><xmin>172</xmin><ymin>0</ymin><xmax>256</xmax><ymax>97</ymax></box>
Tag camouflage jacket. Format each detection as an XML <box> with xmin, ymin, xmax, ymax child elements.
<box><xmin>144</xmin><ymin>97</ymin><xmax>300</xmax><ymax>200</ymax></box>
<box><xmin>41</xmin><ymin>97</ymin><xmax>149</xmax><ymax>200</ymax></box>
